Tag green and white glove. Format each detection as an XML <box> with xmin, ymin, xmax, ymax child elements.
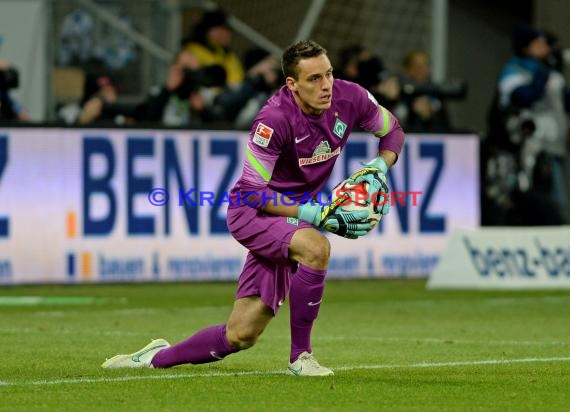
<box><xmin>347</xmin><ymin>156</ymin><xmax>390</xmax><ymax>215</ymax></box>
<box><xmin>297</xmin><ymin>201</ymin><xmax>372</xmax><ymax>239</ymax></box>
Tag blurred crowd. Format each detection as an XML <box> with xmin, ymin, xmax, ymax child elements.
<box><xmin>0</xmin><ymin>7</ymin><xmax>467</xmax><ymax>132</ymax></box>
<box><xmin>57</xmin><ymin>8</ymin><xmax>283</xmax><ymax>130</ymax></box>
<box><xmin>0</xmin><ymin>8</ymin><xmax>568</xmax><ymax>225</ymax></box>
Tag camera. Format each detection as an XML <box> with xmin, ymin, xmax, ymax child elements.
<box><xmin>400</xmin><ymin>79</ymin><xmax>467</xmax><ymax>100</ymax></box>
<box><xmin>175</xmin><ymin>65</ymin><xmax>227</xmax><ymax>99</ymax></box>
<box><xmin>0</xmin><ymin>67</ymin><xmax>19</xmax><ymax>90</ymax></box>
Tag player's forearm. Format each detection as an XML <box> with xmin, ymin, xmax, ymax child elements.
<box><xmin>377</xmin><ymin>123</ymin><xmax>404</xmax><ymax>161</ymax></box>
<box><xmin>260</xmin><ymin>192</ymin><xmax>299</xmax><ymax>218</ymax></box>
<box><xmin>239</xmin><ymin>185</ymin><xmax>299</xmax><ymax>217</ymax></box>
<box><xmin>377</xmin><ymin>150</ymin><xmax>397</xmax><ymax>168</ymax></box>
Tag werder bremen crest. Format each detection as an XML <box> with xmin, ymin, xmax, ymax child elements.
<box><xmin>333</xmin><ymin>118</ymin><xmax>347</xmax><ymax>138</ymax></box>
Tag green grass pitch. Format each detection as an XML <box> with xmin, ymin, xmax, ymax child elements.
<box><xmin>1</xmin><ymin>279</ymin><xmax>569</xmax><ymax>411</ymax></box>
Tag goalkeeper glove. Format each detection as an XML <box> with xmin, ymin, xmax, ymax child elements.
<box><xmin>347</xmin><ymin>156</ymin><xmax>390</xmax><ymax>215</ymax></box>
<box><xmin>297</xmin><ymin>201</ymin><xmax>372</xmax><ymax>239</ymax></box>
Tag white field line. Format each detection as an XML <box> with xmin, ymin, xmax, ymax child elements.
<box><xmin>1</xmin><ymin>328</ymin><xmax>567</xmax><ymax>346</ymax></box>
<box><xmin>0</xmin><ymin>328</ymin><xmax>141</xmax><ymax>336</ymax></box>
<box><xmin>5</xmin><ymin>306</ymin><xmax>228</xmax><ymax>317</ymax></box>
<box><xmin>401</xmin><ymin>296</ymin><xmax>570</xmax><ymax>306</ymax></box>
<box><xmin>269</xmin><ymin>335</ymin><xmax>570</xmax><ymax>347</ymax></box>
<box><xmin>1</xmin><ymin>356</ymin><xmax>570</xmax><ymax>387</ymax></box>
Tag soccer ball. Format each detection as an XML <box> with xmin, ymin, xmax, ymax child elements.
<box><xmin>331</xmin><ymin>179</ymin><xmax>383</xmax><ymax>229</ymax></box>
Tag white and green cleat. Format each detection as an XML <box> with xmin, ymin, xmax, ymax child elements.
<box><xmin>287</xmin><ymin>352</ymin><xmax>334</xmax><ymax>376</ymax></box>
<box><xmin>101</xmin><ymin>338</ymin><xmax>170</xmax><ymax>369</ymax></box>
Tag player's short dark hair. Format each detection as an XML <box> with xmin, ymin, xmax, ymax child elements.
<box><xmin>281</xmin><ymin>40</ymin><xmax>327</xmax><ymax>79</ymax></box>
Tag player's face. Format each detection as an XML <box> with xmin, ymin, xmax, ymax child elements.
<box><xmin>287</xmin><ymin>54</ymin><xmax>333</xmax><ymax>115</ymax></box>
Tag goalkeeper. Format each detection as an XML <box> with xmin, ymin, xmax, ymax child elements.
<box><xmin>102</xmin><ymin>40</ymin><xmax>404</xmax><ymax>376</ymax></box>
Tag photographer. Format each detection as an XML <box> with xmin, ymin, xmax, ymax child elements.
<box><xmin>396</xmin><ymin>50</ymin><xmax>465</xmax><ymax>133</ymax></box>
<box><xmin>134</xmin><ymin>50</ymin><xmax>225</xmax><ymax>126</ymax></box>
<box><xmin>213</xmin><ymin>47</ymin><xmax>282</xmax><ymax>129</ymax></box>
<box><xmin>0</xmin><ymin>60</ymin><xmax>29</xmax><ymax>122</ymax></box>
<box><xmin>77</xmin><ymin>72</ymin><xmax>123</xmax><ymax>125</ymax></box>
<box><xmin>485</xmin><ymin>25</ymin><xmax>569</xmax><ymax>225</ymax></box>
<box><xmin>182</xmin><ymin>8</ymin><xmax>244</xmax><ymax>88</ymax></box>
<box><xmin>336</xmin><ymin>45</ymin><xmax>401</xmax><ymax>112</ymax></box>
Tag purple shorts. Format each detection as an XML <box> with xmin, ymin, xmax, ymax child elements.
<box><xmin>227</xmin><ymin>205</ymin><xmax>313</xmax><ymax>314</ymax></box>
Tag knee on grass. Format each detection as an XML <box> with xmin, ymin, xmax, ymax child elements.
<box><xmin>226</xmin><ymin>327</ymin><xmax>261</xmax><ymax>350</ymax></box>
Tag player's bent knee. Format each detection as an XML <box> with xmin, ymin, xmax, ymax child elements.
<box><xmin>226</xmin><ymin>327</ymin><xmax>259</xmax><ymax>350</ymax></box>
<box><xmin>225</xmin><ymin>296</ymin><xmax>273</xmax><ymax>350</ymax></box>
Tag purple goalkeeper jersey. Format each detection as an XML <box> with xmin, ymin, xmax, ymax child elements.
<box><xmin>230</xmin><ymin>79</ymin><xmax>404</xmax><ymax>204</ymax></box>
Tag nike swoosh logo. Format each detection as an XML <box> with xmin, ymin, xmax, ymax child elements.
<box><xmin>288</xmin><ymin>365</ymin><xmax>303</xmax><ymax>375</ymax></box>
<box><xmin>131</xmin><ymin>344</ymin><xmax>168</xmax><ymax>362</ymax></box>
<box><xmin>307</xmin><ymin>299</ymin><xmax>322</xmax><ymax>307</ymax></box>
<box><xmin>278</xmin><ymin>299</ymin><xmax>284</xmax><ymax>306</ymax></box>
<box><xmin>295</xmin><ymin>134</ymin><xmax>310</xmax><ymax>144</ymax></box>
<box><xmin>210</xmin><ymin>351</ymin><xmax>224</xmax><ymax>360</ymax></box>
